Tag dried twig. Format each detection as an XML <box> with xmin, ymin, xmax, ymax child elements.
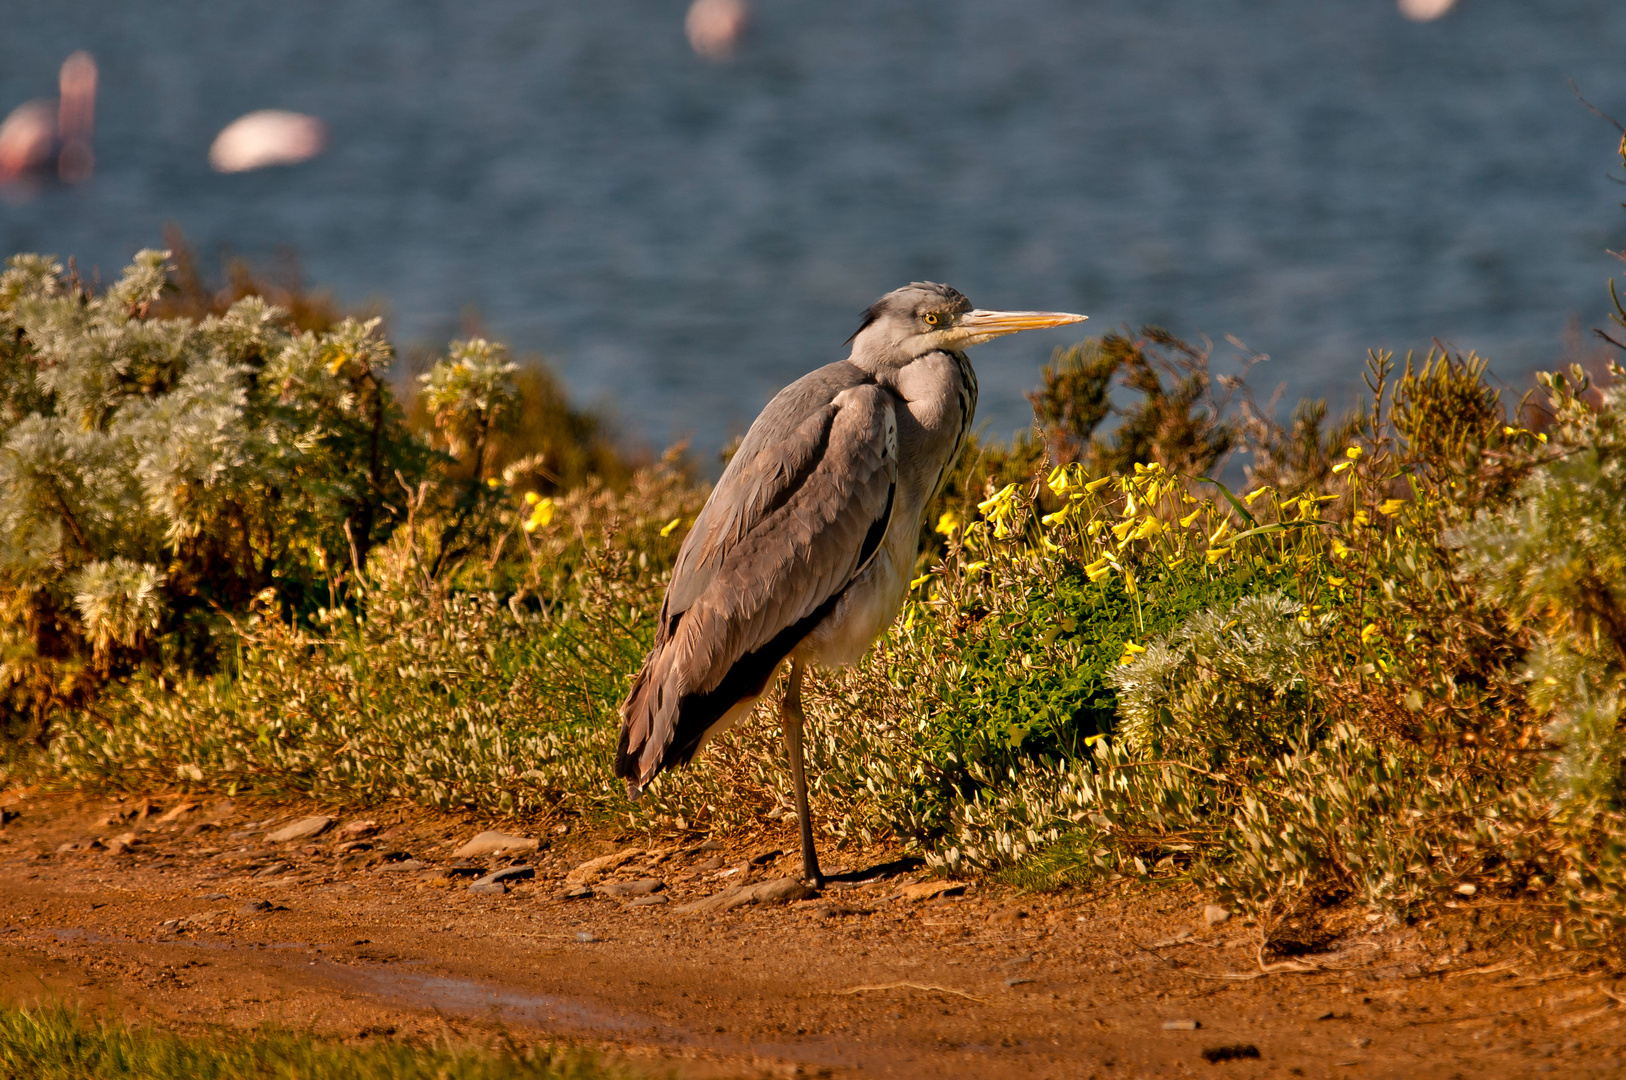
<box><xmin>838</xmin><ymin>981</ymin><xmax>986</xmax><ymax>1004</ymax></box>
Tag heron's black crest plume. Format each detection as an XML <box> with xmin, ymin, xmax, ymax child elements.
<box><xmin>844</xmin><ymin>281</ymin><xmax>971</xmax><ymax>345</ymax></box>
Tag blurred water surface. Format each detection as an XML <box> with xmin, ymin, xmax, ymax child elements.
<box><xmin>3</xmin><ymin>1</ymin><xmax>1623</xmax><ymax>452</ymax></box>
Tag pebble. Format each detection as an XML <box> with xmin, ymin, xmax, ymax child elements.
<box><xmin>254</xmin><ymin>862</ymin><xmax>292</xmax><ymax>878</ymax></box>
<box><xmin>180</xmin><ymin>822</ymin><xmax>215</xmax><ymax>838</ymax></box>
<box><xmin>748</xmin><ymin>848</ymin><xmax>783</xmax><ymax>866</ymax></box>
<box><xmin>694</xmin><ymin>856</ymin><xmax>725</xmax><ymax>871</ymax></box>
<box><xmin>598</xmin><ymin>878</ymin><xmax>665</xmax><ymax>898</ymax></box>
<box><xmin>576</xmin><ymin>931</ymin><xmax>598</xmax><ymax>942</ymax></box>
<box><xmin>624</xmin><ymin>895</ymin><xmax>668</xmax><ymax>908</ymax></box>
<box><xmin>57</xmin><ymin>838</ymin><xmax>103</xmax><ymax>854</ymax></box>
<box><xmin>900</xmin><ymin>880</ymin><xmax>966</xmax><ymax>903</ymax></box>
<box><xmin>697</xmin><ymin>839</ymin><xmax>723</xmax><ymax>852</ymax></box>
<box><xmin>334</xmin><ymin>840</ymin><xmax>372</xmax><ymax>854</ymax></box>
<box><xmin>375</xmin><ymin>859</ymin><xmax>427</xmax><ymax>874</ymax></box>
<box><xmin>1162</xmin><ymin>1020</ymin><xmax>1201</xmax><ymax>1031</ymax></box>
<box><xmin>201</xmin><ymin>893</ymin><xmax>228</xmax><ymax>900</ymax></box>
<box><xmin>238</xmin><ymin>900</ymin><xmax>273</xmax><ymax>914</ymax></box>
<box><xmin>565</xmin><ymin>848</ymin><xmax>643</xmax><ymax>886</ymax></box>
<box><xmin>338</xmin><ymin>820</ymin><xmax>378</xmax><ymax>838</ymax></box>
<box><xmin>108</xmin><ymin>832</ymin><xmax>140</xmax><ymax>855</ymax></box>
<box><xmin>452</xmin><ymin>830</ymin><xmax>540</xmax><ymax>859</ymax></box>
<box><xmin>673</xmin><ymin>876</ymin><xmax>816</xmax><ymax>915</ymax></box>
<box><xmin>267</xmin><ymin>816</ymin><xmax>334</xmax><ymax>843</ymax></box>
<box><xmin>468</xmin><ymin>882</ymin><xmax>507</xmax><ymax>896</ymax></box>
<box><xmin>471</xmin><ymin>865</ymin><xmax>534</xmax><ymax>888</ymax></box>
<box><xmin>1203</xmin><ymin>904</ymin><xmax>1232</xmax><ymax>927</ymax></box>
<box><xmin>557</xmin><ymin>885</ymin><xmax>594</xmax><ymax>900</ymax></box>
<box><xmin>1004</xmin><ymin>977</ymin><xmax>1034</xmax><ymax>987</ymax></box>
<box><xmin>156</xmin><ymin>801</ymin><xmax>200</xmax><ymax>824</ymax></box>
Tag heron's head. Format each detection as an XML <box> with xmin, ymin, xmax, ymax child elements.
<box><xmin>846</xmin><ymin>281</ymin><xmax>1087</xmax><ymax>365</ymax></box>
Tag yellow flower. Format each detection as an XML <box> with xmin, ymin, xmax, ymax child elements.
<box><xmin>1326</xmin><ymin>576</ymin><xmax>1346</xmax><ymax>586</ymax></box>
<box><xmin>1353</xmin><ymin>511</ymin><xmax>1370</xmax><ymax>526</ymax></box>
<box><xmin>935</xmin><ymin>509</ymin><xmax>961</xmax><ymax>536</ymax></box>
<box><xmin>1205</xmin><ymin>546</ymin><xmax>1231</xmax><ymax>563</ymax></box>
<box><xmin>485</xmin><ymin>477</ymin><xmax>501</xmax><ymax>489</ymax></box>
<box><xmin>1377</xmin><ymin>498</ymin><xmax>1404</xmax><ymax>516</ymax></box>
<box><xmin>909</xmin><ymin>573</ymin><xmax>933</xmax><ymax>590</ymax></box>
<box><xmin>1537</xmin><ymin>432</ymin><xmax>1547</xmax><ymax>444</ymax></box>
<box><xmin>1046</xmin><ymin>467</ymin><xmax>1069</xmax><ymax>497</ymax></box>
<box><xmin>1118</xmin><ymin>640</ymin><xmax>1147</xmax><ymax>665</ymax></box>
<box><xmin>1179</xmin><ymin>507</ymin><xmax>1202</xmax><ymax>528</ymax></box>
<box><xmin>523</xmin><ymin>498</ymin><xmax>556</xmax><ymax>533</ymax></box>
<box><xmin>976</xmin><ymin>483</ymin><xmax>1018</xmax><ymax>515</ymax></box>
<box><xmin>1040</xmin><ymin>508</ymin><xmax>1070</xmax><ymax>526</ymax></box>
<box><xmin>1332</xmin><ymin>461</ymin><xmax>1353</xmax><ymax>474</ymax></box>
<box><xmin>963</xmin><ymin>560</ymin><xmax>988</xmax><ymax>573</ymax></box>
<box><xmin>524</xmin><ymin>491</ymin><xmax>541</xmax><ymax>506</ymax></box>
<box><xmin>1345</xmin><ymin>445</ymin><xmax>1364</xmax><ymax>460</ymax></box>
<box><xmin>1331</xmin><ymin>538</ymin><xmax>1353</xmax><ymax>560</ymax></box>
<box><xmin>1207</xmin><ymin>519</ymin><xmax>1231</xmax><ymax>544</ymax></box>
<box><xmin>1360</xmin><ymin>623</ymin><xmax>1379</xmax><ymax>644</ymax></box>
<box><xmin>659</xmin><ymin>516</ymin><xmax>683</xmax><ymax>537</ymax></box>
<box><xmin>1084</xmin><ymin>476</ymin><xmax>1114</xmax><ymax>494</ymax></box>
<box><xmin>1242</xmin><ymin>486</ymin><xmax>1272</xmax><ymax>505</ymax></box>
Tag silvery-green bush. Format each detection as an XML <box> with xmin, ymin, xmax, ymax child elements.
<box><xmin>0</xmin><ymin>250</ymin><xmax>431</xmax><ymax>735</ymax></box>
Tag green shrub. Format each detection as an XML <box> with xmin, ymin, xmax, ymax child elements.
<box><xmin>0</xmin><ymin>251</ymin><xmax>430</xmax><ymax>738</ymax></box>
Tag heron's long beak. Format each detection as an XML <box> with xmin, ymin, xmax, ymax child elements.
<box><xmin>948</xmin><ymin>309</ymin><xmax>1088</xmax><ymax>348</ymax></box>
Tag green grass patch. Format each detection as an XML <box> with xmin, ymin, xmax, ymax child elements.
<box><xmin>0</xmin><ymin>1004</ymin><xmax>643</xmax><ymax>1080</ymax></box>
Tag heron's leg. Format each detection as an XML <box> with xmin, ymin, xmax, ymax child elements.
<box><xmin>782</xmin><ymin>658</ymin><xmax>823</xmax><ymax>888</ymax></box>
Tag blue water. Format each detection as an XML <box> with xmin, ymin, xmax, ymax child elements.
<box><xmin>3</xmin><ymin>1</ymin><xmax>1623</xmax><ymax>455</ymax></box>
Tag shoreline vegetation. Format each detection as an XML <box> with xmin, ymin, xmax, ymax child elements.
<box><xmin>4</xmin><ymin>136</ymin><xmax>1626</xmax><ymax>975</ymax></box>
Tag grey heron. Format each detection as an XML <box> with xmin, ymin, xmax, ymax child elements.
<box><xmin>615</xmin><ymin>282</ymin><xmax>1086</xmax><ymax>886</ymax></box>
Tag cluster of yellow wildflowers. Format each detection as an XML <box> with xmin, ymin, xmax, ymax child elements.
<box><xmin>521</xmin><ymin>490</ymin><xmax>555</xmax><ymax>533</ymax></box>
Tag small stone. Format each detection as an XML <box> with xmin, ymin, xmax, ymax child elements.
<box><xmin>451</xmin><ymin>830</ymin><xmax>540</xmax><ymax>859</ymax></box>
<box><xmin>338</xmin><ymin>820</ymin><xmax>378</xmax><ymax>838</ymax></box>
<box><xmin>1203</xmin><ymin>904</ymin><xmax>1232</xmax><ymax>927</ymax></box>
<box><xmin>1161</xmin><ymin>1020</ymin><xmax>1200</xmax><ymax>1031</ymax></box>
<box><xmin>254</xmin><ymin>862</ymin><xmax>292</xmax><ymax>878</ymax></box>
<box><xmin>598</xmin><ymin>878</ymin><xmax>665</xmax><ymax>898</ymax></box>
<box><xmin>625</xmin><ymin>894</ymin><xmax>668</xmax><ymax>908</ymax></box>
<box><xmin>748</xmin><ymin>848</ymin><xmax>783</xmax><ymax>866</ymax></box>
<box><xmin>201</xmin><ymin>893</ymin><xmax>228</xmax><ymax>900</ymax></box>
<box><xmin>156</xmin><ymin>801</ymin><xmax>200</xmax><ymax>823</ymax></box>
<box><xmin>1004</xmin><ymin>977</ymin><xmax>1034</xmax><ymax>987</ymax></box>
<box><xmin>551</xmin><ymin>823</ymin><xmax>571</xmax><ymax>836</ymax></box>
<box><xmin>694</xmin><ymin>856</ymin><xmax>725</xmax><ymax>871</ymax></box>
<box><xmin>752</xmin><ymin>876</ymin><xmax>817</xmax><ymax>905</ymax></box>
<box><xmin>697</xmin><ymin>839</ymin><xmax>723</xmax><ymax>852</ymax></box>
<box><xmin>565</xmin><ymin>847</ymin><xmax>644</xmax><ymax>886</ymax></box>
<box><xmin>335</xmin><ymin>840</ymin><xmax>372</xmax><ymax>854</ymax></box>
<box><xmin>575</xmin><ymin>931</ymin><xmax>598</xmax><ymax>942</ymax></box>
<box><xmin>1456</xmin><ymin>883</ymin><xmax>1477</xmax><ymax>896</ymax></box>
<box><xmin>375</xmin><ymin>859</ymin><xmax>426</xmax><ymax>873</ymax></box>
<box><xmin>57</xmin><ymin>838</ymin><xmax>103</xmax><ymax>854</ymax></box>
<box><xmin>181</xmin><ymin>822</ymin><xmax>215</xmax><ymax>838</ymax></box>
<box><xmin>108</xmin><ymin>832</ymin><xmax>141</xmax><ymax>855</ymax></box>
<box><xmin>267</xmin><ymin>816</ymin><xmax>334</xmax><ymax>843</ymax></box>
<box><xmin>468</xmin><ymin>882</ymin><xmax>507</xmax><ymax>896</ymax></box>
<box><xmin>471</xmin><ymin>864</ymin><xmax>534</xmax><ymax>888</ymax></box>
<box><xmin>238</xmin><ymin>899</ymin><xmax>273</xmax><ymax>914</ymax></box>
<box><xmin>557</xmin><ymin>885</ymin><xmax>594</xmax><ymax>900</ymax></box>
<box><xmin>1351</xmin><ymin>1037</ymin><xmax>1372</xmax><ymax>1049</ymax></box>
<box><xmin>900</xmin><ymin>880</ymin><xmax>966</xmax><ymax>902</ymax></box>
<box><xmin>161</xmin><ymin>919</ymin><xmax>180</xmax><ymax>930</ymax></box>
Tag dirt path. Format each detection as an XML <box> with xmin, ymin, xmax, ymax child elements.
<box><xmin>1</xmin><ymin>792</ymin><xmax>1621</xmax><ymax>1078</ymax></box>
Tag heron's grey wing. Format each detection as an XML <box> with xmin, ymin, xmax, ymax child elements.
<box><xmin>616</xmin><ymin>369</ymin><xmax>899</xmax><ymax>790</ymax></box>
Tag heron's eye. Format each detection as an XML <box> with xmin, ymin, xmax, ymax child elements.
<box><xmin>924</xmin><ymin>313</ymin><xmax>939</xmax><ymax>326</ymax></box>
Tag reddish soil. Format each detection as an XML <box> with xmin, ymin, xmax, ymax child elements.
<box><xmin>1</xmin><ymin>791</ymin><xmax>1622</xmax><ymax>1079</ymax></box>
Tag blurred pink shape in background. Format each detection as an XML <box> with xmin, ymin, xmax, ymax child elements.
<box><xmin>0</xmin><ymin>51</ymin><xmax>97</xmax><ymax>186</ymax></box>
<box><xmin>1398</xmin><ymin>0</ymin><xmax>1458</xmax><ymax>22</ymax></box>
<box><xmin>686</xmin><ymin>0</ymin><xmax>751</xmax><ymax>62</ymax></box>
<box><xmin>209</xmin><ymin>110</ymin><xmax>328</xmax><ymax>173</ymax></box>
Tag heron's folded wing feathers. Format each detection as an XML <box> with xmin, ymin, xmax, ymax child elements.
<box><xmin>617</xmin><ymin>375</ymin><xmax>899</xmax><ymax>784</ymax></box>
